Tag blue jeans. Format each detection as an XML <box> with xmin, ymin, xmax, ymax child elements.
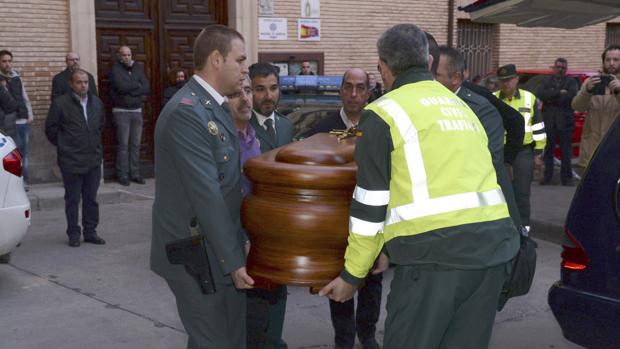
<box><xmin>113</xmin><ymin>111</ymin><xmax>143</xmax><ymax>180</ymax></box>
<box><xmin>15</xmin><ymin>123</ymin><xmax>30</xmax><ymax>182</ymax></box>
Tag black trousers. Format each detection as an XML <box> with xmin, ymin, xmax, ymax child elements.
<box><xmin>329</xmin><ymin>272</ymin><xmax>383</xmax><ymax>347</ymax></box>
<box><xmin>61</xmin><ymin>166</ymin><xmax>100</xmax><ymax>239</ymax></box>
<box><xmin>543</xmin><ymin>112</ymin><xmax>574</xmax><ymax>182</ymax></box>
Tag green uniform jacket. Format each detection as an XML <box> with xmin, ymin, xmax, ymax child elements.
<box><xmin>150</xmin><ymin>77</ymin><xmax>246</xmax><ymax>285</ymax></box>
<box><xmin>341</xmin><ymin>68</ymin><xmax>519</xmax><ymax>286</ymax></box>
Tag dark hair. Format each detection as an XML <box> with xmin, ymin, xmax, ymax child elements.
<box><xmin>439</xmin><ymin>45</ymin><xmax>466</xmax><ymax>77</ymax></box>
<box><xmin>193</xmin><ymin>25</ymin><xmax>244</xmax><ymax>70</ymax></box>
<box><xmin>169</xmin><ymin>67</ymin><xmax>188</xmax><ymax>85</ymax></box>
<box><xmin>249</xmin><ymin>63</ymin><xmax>280</xmax><ymax>84</ymax></box>
<box><xmin>377</xmin><ymin>23</ymin><xmax>428</xmax><ymax>76</ymax></box>
<box><xmin>555</xmin><ymin>57</ymin><xmax>568</xmax><ymax>66</ymax></box>
<box><xmin>70</xmin><ymin>68</ymin><xmax>89</xmax><ymax>82</ymax></box>
<box><xmin>0</xmin><ymin>49</ymin><xmax>13</xmax><ymax>59</ymax></box>
<box><xmin>602</xmin><ymin>45</ymin><xmax>620</xmax><ymax>63</ymax></box>
<box><xmin>425</xmin><ymin>32</ymin><xmax>440</xmax><ymax>76</ymax></box>
<box><xmin>342</xmin><ymin>68</ymin><xmax>370</xmax><ymax>89</ymax></box>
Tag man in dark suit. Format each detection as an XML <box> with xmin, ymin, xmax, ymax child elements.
<box><xmin>309</xmin><ymin>68</ymin><xmax>383</xmax><ymax>349</ymax></box>
<box><xmin>150</xmin><ymin>25</ymin><xmax>253</xmax><ymax>349</ymax></box>
<box><xmin>247</xmin><ymin>62</ymin><xmax>294</xmax><ymax>349</ymax></box>
<box><xmin>51</xmin><ymin>52</ymin><xmax>98</xmax><ymax>101</ymax></box>
<box><xmin>436</xmin><ymin>46</ymin><xmax>522</xmax><ymax>230</ymax></box>
<box><xmin>45</xmin><ymin>69</ymin><xmax>106</xmax><ymax>247</ymax></box>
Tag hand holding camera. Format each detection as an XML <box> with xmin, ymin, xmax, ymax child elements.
<box><xmin>589</xmin><ymin>74</ymin><xmax>617</xmax><ymax>95</ymax></box>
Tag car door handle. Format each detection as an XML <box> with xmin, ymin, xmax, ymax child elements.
<box><xmin>614</xmin><ymin>177</ymin><xmax>620</xmax><ymax>223</ymax></box>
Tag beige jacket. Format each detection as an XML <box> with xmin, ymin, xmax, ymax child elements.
<box><xmin>571</xmin><ymin>75</ymin><xmax>620</xmax><ymax>167</ymax></box>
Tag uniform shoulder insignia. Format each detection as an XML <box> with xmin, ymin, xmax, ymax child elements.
<box><xmin>180</xmin><ymin>97</ymin><xmax>196</xmax><ymax>106</ymax></box>
<box><xmin>208</xmin><ymin>121</ymin><xmax>219</xmax><ymax>135</ymax></box>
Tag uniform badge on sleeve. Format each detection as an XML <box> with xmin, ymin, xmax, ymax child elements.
<box><xmin>208</xmin><ymin>121</ymin><xmax>219</xmax><ymax>135</ymax></box>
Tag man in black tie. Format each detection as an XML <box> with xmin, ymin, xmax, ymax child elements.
<box><xmin>247</xmin><ymin>62</ymin><xmax>294</xmax><ymax>349</ymax></box>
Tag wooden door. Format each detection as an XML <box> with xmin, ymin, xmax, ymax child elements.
<box><xmin>95</xmin><ymin>0</ymin><xmax>226</xmax><ymax>178</ymax></box>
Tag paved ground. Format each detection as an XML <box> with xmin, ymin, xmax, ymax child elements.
<box><xmin>0</xmin><ymin>178</ymin><xmax>582</xmax><ymax>348</ymax></box>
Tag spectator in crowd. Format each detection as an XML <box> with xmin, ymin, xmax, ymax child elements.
<box><xmin>299</xmin><ymin>61</ymin><xmax>315</xmax><ymax>75</ymax></box>
<box><xmin>484</xmin><ymin>76</ymin><xmax>499</xmax><ymax>92</ymax></box>
<box><xmin>309</xmin><ymin>68</ymin><xmax>383</xmax><ymax>349</ymax></box>
<box><xmin>51</xmin><ymin>52</ymin><xmax>98</xmax><ymax>101</ymax></box>
<box><xmin>109</xmin><ymin>45</ymin><xmax>150</xmax><ymax>186</ymax></box>
<box><xmin>367</xmin><ymin>72</ymin><xmax>383</xmax><ymax>103</ymax></box>
<box><xmin>0</xmin><ymin>49</ymin><xmax>34</xmax><ymax>187</ymax></box>
<box><xmin>162</xmin><ymin>67</ymin><xmax>187</xmax><ymax>107</ymax></box>
<box><xmin>45</xmin><ymin>69</ymin><xmax>106</xmax><ymax>247</ymax></box>
<box><xmin>0</xmin><ymin>75</ymin><xmax>17</xmax><ymax>133</ymax></box>
<box><xmin>248</xmin><ymin>62</ymin><xmax>294</xmax><ymax>349</ymax></box>
<box><xmin>537</xmin><ymin>58</ymin><xmax>578</xmax><ymax>185</ymax></box>
<box><xmin>572</xmin><ymin>44</ymin><xmax>620</xmax><ymax>169</ymax></box>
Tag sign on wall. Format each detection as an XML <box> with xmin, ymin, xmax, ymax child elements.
<box><xmin>301</xmin><ymin>0</ymin><xmax>320</xmax><ymax>18</ymax></box>
<box><xmin>298</xmin><ymin>19</ymin><xmax>320</xmax><ymax>41</ymax></box>
<box><xmin>259</xmin><ymin>0</ymin><xmax>274</xmax><ymax>16</ymax></box>
<box><xmin>259</xmin><ymin>17</ymin><xmax>288</xmax><ymax>41</ymax></box>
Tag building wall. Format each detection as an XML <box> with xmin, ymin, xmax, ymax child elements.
<box><xmin>257</xmin><ymin>0</ymin><xmax>451</xmax><ymax>77</ymax></box>
<box><xmin>0</xmin><ymin>0</ymin><xmax>71</xmax><ymax>182</ymax></box>
<box><xmin>259</xmin><ymin>0</ymin><xmax>619</xmax><ymax>77</ymax></box>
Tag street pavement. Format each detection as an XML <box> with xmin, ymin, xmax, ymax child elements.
<box><xmin>0</xmin><ymin>178</ymin><xmax>582</xmax><ymax>348</ymax></box>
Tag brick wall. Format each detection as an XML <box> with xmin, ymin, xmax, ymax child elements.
<box><xmin>0</xmin><ymin>0</ymin><xmax>70</xmax><ymax>120</ymax></box>
<box><xmin>258</xmin><ymin>0</ymin><xmax>450</xmax><ymax>77</ymax></box>
<box><xmin>258</xmin><ymin>0</ymin><xmax>619</xmax><ymax>78</ymax></box>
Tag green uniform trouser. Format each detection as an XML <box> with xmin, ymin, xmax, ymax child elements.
<box><xmin>384</xmin><ymin>262</ymin><xmax>509</xmax><ymax>349</ymax></box>
<box><xmin>166</xmin><ymin>279</ymin><xmax>246</xmax><ymax>349</ymax></box>
<box><xmin>512</xmin><ymin>147</ymin><xmax>534</xmax><ymax>226</ymax></box>
<box><xmin>265</xmin><ymin>285</ymin><xmax>288</xmax><ymax>349</ymax></box>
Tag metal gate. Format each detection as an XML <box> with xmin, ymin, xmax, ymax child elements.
<box><xmin>606</xmin><ymin>23</ymin><xmax>620</xmax><ymax>47</ymax></box>
<box><xmin>457</xmin><ymin>19</ymin><xmax>496</xmax><ymax>80</ymax></box>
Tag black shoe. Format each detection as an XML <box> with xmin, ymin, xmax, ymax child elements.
<box><xmin>118</xmin><ymin>178</ymin><xmax>130</xmax><ymax>186</ymax></box>
<box><xmin>562</xmin><ymin>178</ymin><xmax>576</xmax><ymax>186</ymax></box>
<box><xmin>84</xmin><ymin>235</ymin><xmax>106</xmax><ymax>245</ymax></box>
<box><xmin>131</xmin><ymin>177</ymin><xmax>146</xmax><ymax>184</ymax></box>
<box><xmin>0</xmin><ymin>252</ymin><xmax>11</xmax><ymax>263</ymax></box>
<box><xmin>68</xmin><ymin>239</ymin><xmax>80</xmax><ymax>247</ymax></box>
<box><xmin>361</xmin><ymin>338</ymin><xmax>380</xmax><ymax>349</ymax></box>
<box><xmin>539</xmin><ymin>179</ymin><xmax>552</xmax><ymax>185</ymax></box>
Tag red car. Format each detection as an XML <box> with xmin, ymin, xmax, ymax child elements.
<box><xmin>517</xmin><ymin>69</ymin><xmax>597</xmax><ymax>159</ymax></box>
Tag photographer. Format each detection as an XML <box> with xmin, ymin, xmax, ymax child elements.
<box><xmin>572</xmin><ymin>44</ymin><xmax>620</xmax><ymax>168</ymax></box>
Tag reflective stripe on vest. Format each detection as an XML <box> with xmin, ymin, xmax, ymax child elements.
<box><xmin>352</xmin><ymin>186</ymin><xmax>390</xmax><ymax>206</ymax></box>
<box><xmin>523</xmin><ymin>92</ymin><xmax>533</xmax><ymax>133</ymax></box>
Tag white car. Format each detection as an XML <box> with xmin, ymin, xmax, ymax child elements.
<box><xmin>0</xmin><ymin>131</ymin><xmax>30</xmax><ymax>260</ymax></box>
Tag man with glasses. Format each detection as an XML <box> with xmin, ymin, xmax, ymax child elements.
<box><xmin>537</xmin><ymin>58</ymin><xmax>578</xmax><ymax>185</ymax></box>
<box><xmin>51</xmin><ymin>52</ymin><xmax>98</xmax><ymax>101</ymax></box>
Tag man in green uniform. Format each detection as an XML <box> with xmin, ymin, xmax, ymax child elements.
<box><xmin>495</xmin><ymin>64</ymin><xmax>546</xmax><ymax>231</ymax></box>
<box><xmin>150</xmin><ymin>25</ymin><xmax>253</xmax><ymax>349</ymax></box>
<box><xmin>320</xmin><ymin>23</ymin><xmax>519</xmax><ymax>349</ymax></box>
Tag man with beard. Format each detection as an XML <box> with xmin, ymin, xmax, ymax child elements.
<box><xmin>51</xmin><ymin>52</ymin><xmax>98</xmax><ymax>101</ymax></box>
<box><xmin>572</xmin><ymin>44</ymin><xmax>620</xmax><ymax>168</ymax></box>
<box><xmin>247</xmin><ymin>62</ymin><xmax>294</xmax><ymax>349</ymax></box>
<box><xmin>45</xmin><ymin>69</ymin><xmax>106</xmax><ymax>247</ymax></box>
<box><xmin>162</xmin><ymin>67</ymin><xmax>188</xmax><ymax>107</ymax></box>
<box><xmin>309</xmin><ymin>68</ymin><xmax>383</xmax><ymax>349</ymax></box>
<box><xmin>537</xmin><ymin>58</ymin><xmax>578</xmax><ymax>185</ymax></box>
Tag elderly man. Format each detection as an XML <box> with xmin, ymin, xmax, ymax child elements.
<box><xmin>45</xmin><ymin>69</ymin><xmax>106</xmax><ymax>247</ymax></box>
<box><xmin>51</xmin><ymin>52</ymin><xmax>98</xmax><ymax>100</ymax></box>
<box><xmin>109</xmin><ymin>45</ymin><xmax>150</xmax><ymax>186</ymax></box>
<box><xmin>320</xmin><ymin>23</ymin><xmax>518</xmax><ymax>349</ymax></box>
<box><xmin>151</xmin><ymin>25</ymin><xmax>252</xmax><ymax>349</ymax></box>
<box><xmin>309</xmin><ymin>68</ymin><xmax>382</xmax><ymax>349</ymax></box>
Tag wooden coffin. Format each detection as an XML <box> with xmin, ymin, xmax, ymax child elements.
<box><xmin>242</xmin><ymin>133</ymin><xmax>357</xmax><ymax>289</ymax></box>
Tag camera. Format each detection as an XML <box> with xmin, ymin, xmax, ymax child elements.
<box><xmin>592</xmin><ymin>75</ymin><xmax>613</xmax><ymax>95</ymax></box>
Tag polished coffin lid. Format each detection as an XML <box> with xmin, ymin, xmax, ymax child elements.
<box><xmin>242</xmin><ymin>133</ymin><xmax>358</xmax><ymax>288</ymax></box>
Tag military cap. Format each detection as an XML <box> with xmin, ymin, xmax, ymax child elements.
<box><xmin>497</xmin><ymin>64</ymin><xmax>517</xmax><ymax>80</ymax></box>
